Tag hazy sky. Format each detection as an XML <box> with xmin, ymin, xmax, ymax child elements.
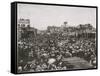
<box><xmin>18</xmin><ymin>3</ymin><xmax>96</xmax><ymax>30</ymax></box>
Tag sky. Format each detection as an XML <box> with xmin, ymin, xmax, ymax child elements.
<box><xmin>18</xmin><ymin>3</ymin><xmax>96</xmax><ymax>30</ymax></box>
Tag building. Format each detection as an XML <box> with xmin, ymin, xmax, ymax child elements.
<box><xmin>17</xmin><ymin>18</ymin><xmax>37</xmax><ymax>41</ymax></box>
<box><xmin>18</xmin><ymin>18</ymin><xmax>30</xmax><ymax>27</ymax></box>
<box><xmin>47</xmin><ymin>26</ymin><xmax>61</xmax><ymax>33</ymax></box>
<box><xmin>76</xmin><ymin>24</ymin><xmax>96</xmax><ymax>38</ymax></box>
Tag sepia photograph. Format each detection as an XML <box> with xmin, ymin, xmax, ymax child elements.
<box><xmin>15</xmin><ymin>2</ymin><xmax>97</xmax><ymax>73</ymax></box>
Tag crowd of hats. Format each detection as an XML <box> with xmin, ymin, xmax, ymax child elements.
<box><xmin>17</xmin><ymin>28</ymin><xmax>96</xmax><ymax>73</ymax></box>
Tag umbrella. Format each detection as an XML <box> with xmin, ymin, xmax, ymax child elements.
<box><xmin>48</xmin><ymin>58</ymin><xmax>56</xmax><ymax>64</ymax></box>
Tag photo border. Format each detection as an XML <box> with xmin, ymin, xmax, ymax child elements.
<box><xmin>11</xmin><ymin>1</ymin><xmax>98</xmax><ymax>74</ymax></box>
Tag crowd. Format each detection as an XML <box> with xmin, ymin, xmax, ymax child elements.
<box><xmin>17</xmin><ymin>29</ymin><xmax>96</xmax><ymax>73</ymax></box>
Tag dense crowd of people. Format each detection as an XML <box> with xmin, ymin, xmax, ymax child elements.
<box><xmin>17</xmin><ymin>27</ymin><xmax>96</xmax><ymax>73</ymax></box>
